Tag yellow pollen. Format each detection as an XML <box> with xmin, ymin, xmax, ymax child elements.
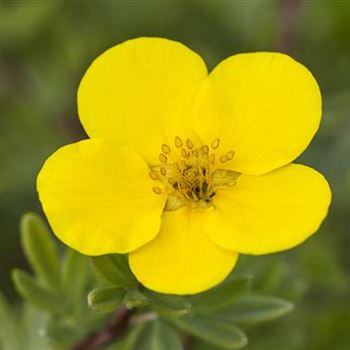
<box><xmin>152</xmin><ymin>186</ymin><xmax>162</xmax><ymax>195</ymax></box>
<box><xmin>186</xmin><ymin>139</ymin><xmax>194</xmax><ymax>149</ymax></box>
<box><xmin>161</xmin><ymin>144</ymin><xmax>171</xmax><ymax>154</ymax></box>
<box><xmin>159</xmin><ymin>153</ymin><xmax>167</xmax><ymax>163</ymax></box>
<box><xmin>174</xmin><ymin>136</ymin><xmax>183</xmax><ymax>148</ymax></box>
<box><xmin>211</xmin><ymin>138</ymin><xmax>220</xmax><ymax>149</ymax></box>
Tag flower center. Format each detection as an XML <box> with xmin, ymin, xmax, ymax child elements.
<box><xmin>150</xmin><ymin>136</ymin><xmax>239</xmax><ymax>211</ymax></box>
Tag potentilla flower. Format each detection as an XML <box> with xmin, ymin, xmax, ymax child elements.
<box><xmin>37</xmin><ymin>37</ymin><xmax>331</xmax><ymax>295</ymax></box>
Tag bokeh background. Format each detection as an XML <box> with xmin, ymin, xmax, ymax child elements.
<box><xmin>1</xmin><ymin>1</ymin><xmax>349</xmax><ymax>349</ymax></box>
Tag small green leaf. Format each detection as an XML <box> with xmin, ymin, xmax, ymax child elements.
<box><xmin>215</xmin><ymin>295</ymin><xmax>294</xmax><ymax>324</ymax></box>
<box><xmin>90</xmin><ymin>254</ymin><xmax>137</xmax><ymax>287</ymax></box>
<box><xmin>174</xmin><ymin>315</ymin><xmax>247</xmax><ymax>349</ymax></box>
<box><xmin>12</xmin><ymin>269</ymin><xmax>62</xmax><ymax>313</ymax></box>
<box><xmin>187</xmin><ymin>274</ymin><xmax>252</xmax><ymax>314</ymax></box>
<box><xmin>135</xmin><ymin>320</ymin><xmax>183</xmax><ymax>350</ymax></box>
<box><xmin>62</xmin><ymin>249</ymin><xmax>90</xmax><ymax>302</ymax></box>
<box><xmin>117</xmin><ymin>323</ymin><xmax>146</xmax><ymax>350</ymax></box>
<box><xmin>20</xmin><ymin>212</ymin><xmax>60</xmax><ymax>291</ymax></box>
<box><xmin>145</xmin><ymin>290</ymin><xmax>191</xmax><ymax>318</ymax></box>
<box><xmin>0</xmin><ymin>291</ymin><xmax>18</xmax><ymax>350</ymax></box>
<box><xmin>123</xmin><ymin>289</ymin><xmax>148</xmax><ymax>309</ymax></box>
<box><xmin>88</xmin><ymin>287</ymin><xmax>125</xmax><ymax>313</ymax></box>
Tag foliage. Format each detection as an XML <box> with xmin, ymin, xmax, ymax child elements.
<box><xmin>4</xmin><ymin>213</ymin><xmax>294</xmax><ymax>349</ymax></box>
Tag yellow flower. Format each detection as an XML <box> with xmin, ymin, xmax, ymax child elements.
<box><xmin>37</xmin><ymin>37</ymin><xmax>331</xmax><ymax>295</ymax></box>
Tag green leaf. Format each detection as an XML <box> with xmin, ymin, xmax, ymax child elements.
<box><xmin>215</xmin><ymin>295</ymin><xmax>294</xmax><ymax>324</ymax></box>
<box><xmin>62</xmin><ymin>249</ymin><xmax>90</xmax><ymax>302</ymax></box>
<box><xmin>135</xmin><ymin>320</ymin><xmax>183</xmax><ymax>350</ymax></box>
<box><xmin>187</xmin><ymin>274</ymin><xmax>252</xmax><ymax>314</ymax></box>
<box><xmin>145</xmin><ymin>290</ymin><xmax>191</xmax><ymax>318</ymax></box>
<box><xmin>12</xmin><ymin>269</ymin><xmax>62</xmax><ymax>313</ymax></box>
<box><xmin>174</xmin><ymin>315</ymin><xmax>247</xmax><ymax>349</ymax></box>
<box><xmin>20</xmin><ymin>212</ymin><xmax>60</xmax><ymax>291</ymax></box>
<box><xmin>90</xmin><ymin>254</ymin><xmax>137</xmax><ymax>287</ymax></box>
<box><xmin>115</xmin><ymin>323</ymin><xmax>146</xmax><ymax>350</ymax></box>
<box><xmin>0</xmin><ymin>291</ymin><xmax>18</xmax><ymax>350</ymax></box>
<box><xmin>88</xmin><ymin>287</ymin><xmax>125</xmax><ymax>313</ymax></box>
<box><xmin>123</xmin><ymin>289</ymin><xmax>148</xmax><ymax>309</ymax></box>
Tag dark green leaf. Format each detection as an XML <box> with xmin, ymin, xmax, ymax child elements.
<box><xmin>187</xmin><ymin>274</ymin><xmax>252</xmax><ymax>314</ymax></box>
<box><xmin>135</xmin><ymin>320</ymin><xmax>183</xmax><ymax>350</ymax></box>
<box><xmin>90</xmin><ymin>254</ymin><xmax>137</xmax><ymax>287</ymax></box>
<box><xmin>215</xmin><ymin>295</ymin><xmax>294</xmax><ymax>324</ymax></box>
<box><xmin>123</xmin><ymin>289</ymin><xmax>148</xmax><ymax>309</ymax></box>
<box><xmin>20</xmin><ymin>212</ymin><xmax>60</xmax><ymax>291</ymax></box>
<box><xmin>12</xmin><ymin>269</ymin><xmax>62</xmax><ymax>313</ymax></box>
<box><xmin>88</xmin><ymin>287</ymin><xmax>125</xmax><ymax>313</ymax></box>
<box><xmin>116</xmin><ymin>323</ymin><xmax>146</xmax><ymax>350</ymax></box>
<box><xmin>174</xmin><ymin>315</ymin><xmax>247</xmax><ymax>349</ymax></box>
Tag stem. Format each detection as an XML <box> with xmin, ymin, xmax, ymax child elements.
<box><xmin>70</xmin><ymin>307</ymin><xmax>132</xmax><ymax>350</ymax></box>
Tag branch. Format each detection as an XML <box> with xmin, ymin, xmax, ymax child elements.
<box><xmin>70</xmin><ymin>307</ymin><xmax>132</xmax><ymax>350</ymax></box>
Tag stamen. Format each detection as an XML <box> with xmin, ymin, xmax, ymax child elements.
<box><xmin>149</xmin><ymin>171</ymin><xmax>158</xmax><ymax>180</ymax></box>
<box><xmin>211</xmin><ymin>138</ymin><xmax>220</xmax><ymax>149</ymax></box>
<box><xmin>174</xmin><ymin>136</ymin><xmax>183</xmax><ymax>148</ymax></box>
<box><xmin>186</xmin><ymin>139</ymin><xmax>194</xmax><ymax>149</ymax></box>
<box><xmin>192</xmin><ymin>149</ymin><xmax>199</xmax><ymax>158</ymax></box>
<box><xmin>181</xmin><ymin>148</ymin><xmax>188</xmax><ymax>158</ymax></box>
<box><xmin>161</xmin><ymin>144</ymin><xmax>171</xmax><ymax>154</ymax></box>
<box><xmin>201</xmin><ymin>145</ymin><xmax>209</xmax><ymax>155</ymax></box>
<box><xmin>159</xmin><ymin>153</ymin><xmax>167</xmax><ymax>163</ymax></box>
<box><xmin>160</xmin><ymin>167</ymin><xmax>167</xmax><ymax>176</ymax></box>
<box><xmin>226</xmin><ymin>151</ymin><xmax>235</xmax><ymax>160</ymax></box>
<box><xmin>152</xmin><ymin>186</ymin><xmax>162</xmax><ymax>195</ymax></box>
<box><xmin>208</xmin><ymin>154</ymin><xmax>215</xmax><ymax>164</ymax></box>
<box><xmin>220</xmin><ymin>155</ymin><xmax>228</xmax><ymax>163</ymax></box>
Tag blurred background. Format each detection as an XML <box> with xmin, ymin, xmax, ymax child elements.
<box><xmin>0</xmin><ymin>1</ymin><xmax>349</xmax><ymax>349</ymax></box>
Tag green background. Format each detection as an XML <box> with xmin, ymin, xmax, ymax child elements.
<box><xmin>1</xmin><ymin>1</ymin><xmax>349</xmax><ymax>349</ymax></box>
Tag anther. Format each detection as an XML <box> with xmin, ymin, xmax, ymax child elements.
<box><xmin>160</xmin><ymin>167</ymin><xmax>167</xmax><ymax>176</ymax></box>
<box><xmin>226</xmin><ymin>151</ymin><xmax>235</xmax><ymax>160</ymax></box>
<box><xmin>192</xmin><ymin>149</ymin><xmax>199</xmax><ymax>158</ymax></box>
<box><xmin>175</xmin><ymin>136</ymin><xmax>183</xmax><ymax>148</ymax></box>
<box><xmin>208</xmin><ymin>154</ymin><xmax>215</xmax><ymax>164</ymax></box>
<box><xmin>211</xmin><ymin>138</ymin><xmax>220</xmax><ymax>149</ymax></box>
<box><xmin>152</xmin><ymin>186</ymin><xmax>162</xmax><ymax>195</ymax></box>
<box><xmin>161</xmin><ymin>144</ymin><xmax>171</xmax><ymax>154</ymax></box>
<box><xmin>149</xmin><ymin>171</ymin><xmax>158</xmax><ymax>180</ymax></box>
<box><xmin>186</xmin><ymin>139</ymin><xmax>194</xmax><ymax>149</ymax></box>
<box><xmin>181</xmin><ymin>148</ymin><xmax>188</xmax><ymax>158</ymax></box>
<box><xmin>159</xmin><ymin>153</ymin><xmax>167</xmax><ymax>163</ymax></box>
<box><xmin>201</xmin><ymin>145</ymin><xmax>209</xmax><ymax>154</ymax></box>
<box><xmin>220</xmin><ymin>155</ymin><xmax>228</xmax><ymax>163</ymax></box>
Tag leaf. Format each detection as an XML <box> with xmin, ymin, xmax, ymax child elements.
<box><xmin>174</xmin><ymin>315</ymin><xmax>247</xmax><ymax>349</ymax></box>
<box><xmin>12</xmin><ymin>269</ymin><xmax>63</xmax><ymax>313</ymax></box>
<box><xmin>116</xmin><ymin>323</ymin><xmax>146</xmax><ymax>350</ymax></box>
<box><xmin>123</xmin><ymin>289</ymin><xmax>148</xmax><ymax>309</ymax></box>
<box><xmin>88</xmin><ymin>287</ymin><xmax>125</xmax><ymax>313</ymax></box>
<box><xmin>20</xmin><ymin>212</ymin><xmax>60</xmax><ymax>291</ymax></box>
<box><xmin>135</xmin><ymin>320</ymin><xmax>183</xmax><ymax>350</ymax></box>
<box><xmin>145</xmin><ymin>290</ymin><xmax>192</xmax><ymax>318</ymax></box>
<box><xmin>187</xmin><ymin>274</ymin><xmax>252</xmax><ymax>314</ymax></box>
<box><xmin>0</xmin><ymin>291</ymin><xmax>18</xmax><ymax>350</ymax></box>
<box><xmin>90</xmin><ymin>254</ymin><xmax>137</xmax><ymax>287</ymax></box>
<box><xmin>215</xmin><ymin>295</ymin><xmax>294</xmax><ymax>324</ymax></box>
<box><xmin>61</xmin><ymin>249</ymin><xmax>90</xmax><ymax>302</ymax></box>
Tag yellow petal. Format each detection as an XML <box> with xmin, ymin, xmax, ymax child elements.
<box><xmin>37</xmin><ymin>139</ymin><xmax>167</xmax><ymax>255</ymax></box>
<box><xmin>195</xmin><ymin>52</ymin><xmax>322</xmax><ymax>175</ymax></box>
<box><xmin>78</xmin><ymin>37</ymin><xmax>208</xmax><ymax>164</ymax></box>
<box><xmin>205</xmin><ymin>164</ymin><xmax>331</xmax><ymax>255</ymax></box>
<box><xmin>129</xmin><ymin>208</ymin><xmax>238</xmax><ymax>295</ymax></box>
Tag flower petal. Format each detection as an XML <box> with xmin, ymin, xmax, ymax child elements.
<box><xmin>78</xmin><ymin>37</ymin><xmax>208</xmax><ymax>164</ymax></box>
<box><xmin>205</xmin><ymin>164</ymin><xmax>331</xmax><ymax>255</ymax></box>
<box><xmin>129</xmin><ymin>208</ymin><xmax>238</xmax><ymax>295</ymax></box>
<box><xmin>195</xmin><ymin>52</ymin><xmax>322</xmax><ymax>175</ymax></box>
<box><xmin>37</xmin><ymin>139</ymin><xmax>167</xmax><ymax>255</ymax></box>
